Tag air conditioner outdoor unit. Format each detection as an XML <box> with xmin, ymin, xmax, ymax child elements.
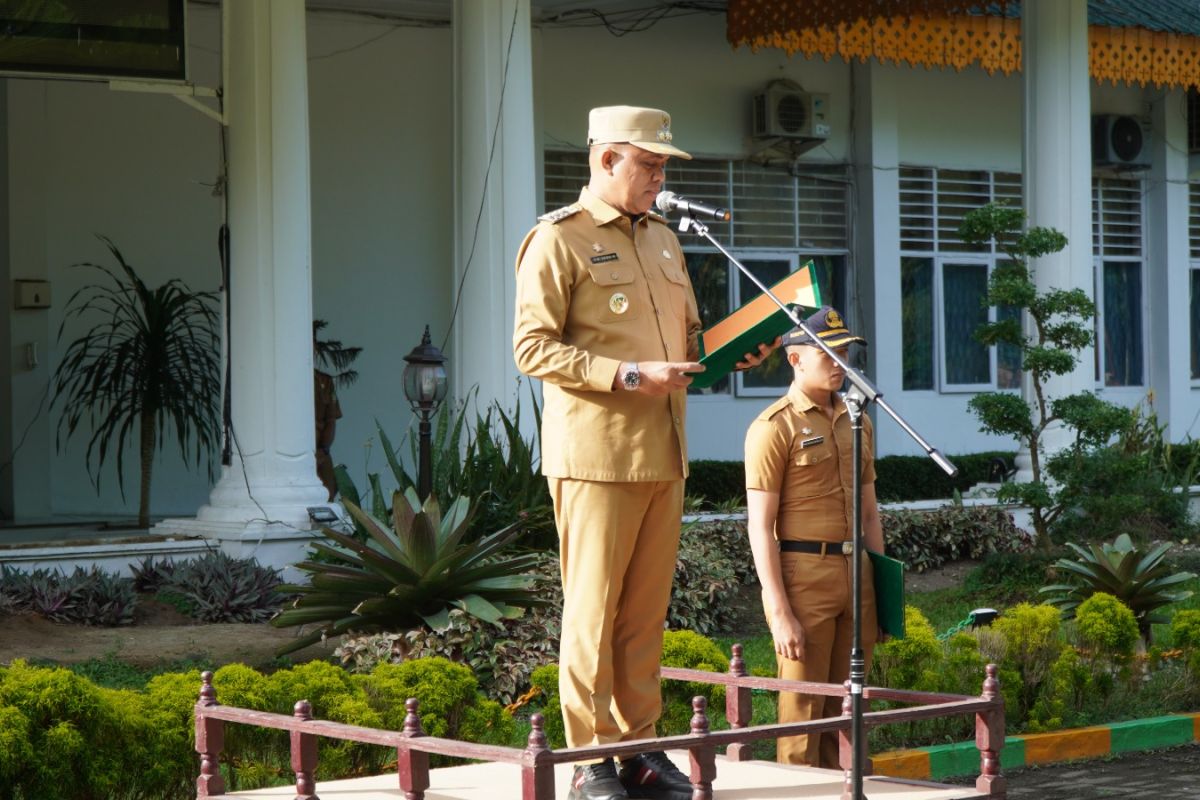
<box><xmin>1091</xmin><ymin>114</ymin><xmax>1151</xmax><ymax>168</ymax></box>
<box><xmin>753</xmin><ymin>86</ymin><xmax>830</xmax><ymax>140</ymax></box>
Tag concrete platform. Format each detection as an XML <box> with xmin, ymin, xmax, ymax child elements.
<box><xmin>221</xmin><ymin>751</ymin><xmax>987</xmax><ymax>799</ymax></box>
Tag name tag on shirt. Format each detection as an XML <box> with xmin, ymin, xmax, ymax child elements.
<box><xmin>591</xmin><ymin>253</ymin><xmax>619</xmax><ymax>264</ymax></box>
<box><xmin>801</xmin><ymin>436</ymin><xmax>825</xmax><ymax>448</ymax></box>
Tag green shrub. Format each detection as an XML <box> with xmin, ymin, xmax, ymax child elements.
<box><xmin>1074</xmin><ymin>593</ymin><xmax>1139</xmax><ymax>661</ymax></box>
<box><xmin>659</xmin><ymin>630</ymin><xmax>728</xmax><ymax>736</ymax></box>
<box><xmin>684</xmin><ymin>452</ymin><xmax>1018</xmax><ymax>508</ymax></box>
<box><xmin>528</xmin><ymin>664</ymin><xmax>565</xmax><ymax>749</ymax></box>
<box><xmin>670</xmin><ymin>526</ymin><xmax>743</xmax><ymax>634</ymax></box>
<box><xmin>357</xmin><ymin>659</ymin><xmax>517</xmax><ymax>765</ymax></box>
<box><xmin>874</xmin><ymin>451</ymin><xmax>1017</xmax><ymax>503</ymax></box>
<box><xmin>871</xmin><ymin>606</ymin><xmax>942</xmax><ymax>692</ymax></box>
<box><xmin>1171</xmin><ymin>609</ymin><xmax>1200</xmax><ymax>651</ymax></box>
<box><xmin>988</xmin><ymin>603</ymin><xmax>1063</xmax><ymax>722</ymax></box>
<box><xmin>686</xmin><ymin>461</ymin><xmax>746</xmax><ymax>509</ymax></box>
<box><xmin>1027</xmin><ymin>647</ymin><xmax>1091</xmax><ymax>733</ymax></box>
<box><xmin>883</xmin><ymin>504</ymin><xmax>1031</xmax><ymax>573</ymax></box>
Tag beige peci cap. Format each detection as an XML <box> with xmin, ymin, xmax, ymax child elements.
<box><xmin>587</xmin><ymin>105</ymin><xmax>691</xmax><ymax>159</ymax></box>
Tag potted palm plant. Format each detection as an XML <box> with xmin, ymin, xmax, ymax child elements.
<box><xmin>53</xmin><ymin>235</ymin><xmax>221</xmax><ymax>529</ymax></box>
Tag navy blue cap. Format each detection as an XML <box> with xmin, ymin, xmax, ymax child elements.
<box><xmin>781</xmin><ymin>306</ymin><xmax>867</xmax><ymax>349</ymax></box>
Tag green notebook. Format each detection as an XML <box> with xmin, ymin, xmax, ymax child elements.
<box><xmin>870</xmin><ymin>552</ymin><xmax>906</xmax><ymax>639</ymax></box>
<box><xmin>688</xmin><ymin>261</ymin><xmax>823</xmax><ymax>389</ymax></box>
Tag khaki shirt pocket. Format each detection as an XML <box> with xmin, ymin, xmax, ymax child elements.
<box><xmin>789</xmin><ymin>446</ymin><xmax>838</xmax><ymax>498</ymax></box>
<box><xmin>587</xmin><ymin>264</ymin><xmax>642</xmax><ymax>323</ymax></box>
<box><xmin>658</xmin><ymin>261</ymin><xmax>690</xmax><ymax>319</ymax></box>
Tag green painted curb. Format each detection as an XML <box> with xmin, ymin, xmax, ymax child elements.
<box><xmin>924</xmin><ymin>736</ymin><xmax>1024</xmax><ymax>780</ymax></box>
<box><xmin>888</xmin><ymin>714</ymin><xmax>1198</xmax><ymax>780</ymax></box>
<box><xmin>1109</xmin><ymin>715</ymin><xmax>1194</xmax><ymax>754</ymax></box>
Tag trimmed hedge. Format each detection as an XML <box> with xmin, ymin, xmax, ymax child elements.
<box><xmin>687</xmin><ymin>452</ymin><xmax>1017</xmax><ymax>508</ymax></box>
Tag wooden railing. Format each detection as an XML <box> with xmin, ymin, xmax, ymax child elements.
<box><xmin>194</xmin><ymin>645</ymin><xmax>1006</xmax><ymax>800</ymax></box>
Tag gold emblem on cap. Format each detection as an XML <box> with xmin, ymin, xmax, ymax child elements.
<box><xmin>609</xmin><ymin>292</ymin><xmax>630</xmax><ymax>314</ymax></box>
<box><xmin>825</xmin><ymin>309</ymin><xmax>844</xmax><ymax>328</ymax></box>
<box><xmin>592</xmin><ymin>242</ymin><xmax>603</xmax><ymax>253</ymax></box>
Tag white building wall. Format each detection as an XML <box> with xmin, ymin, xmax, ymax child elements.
<box><xmin>2</xmin><ymin>5</ymin><xmax>453</xmax><ymax>521</ymax></box>
<box><xmin>5</xmin><ymin>7</ymin><xmax>1199</xmax><ymax>523</ymax></box>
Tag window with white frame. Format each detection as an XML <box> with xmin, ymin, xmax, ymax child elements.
<box><xmin>1092</xmin><ymin>177</ymin><xmax>1145</xmax><ymax>388</ymax></box>
<box><xmin>542</xmin><ymin>150</ymin><xmax>851</xmax><ymax>397</ymax></box>
<box><xmin>899</xmin><ymin>167</ymin><xmax>1022</xmax><ymax>392</ymax></box>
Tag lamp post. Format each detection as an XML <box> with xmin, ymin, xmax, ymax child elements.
<box><xmin>402</xmin><ymin>325</ymin><xmax>448</xmax><ymax>502</ymax></box>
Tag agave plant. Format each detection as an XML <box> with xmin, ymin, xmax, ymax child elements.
<box><xmin>272</xmin><ymin>489</ymin><xmax>544</xmax><ymax>655</ymax></box>
<box><xmin>1040</xmin><ymin>533</ymin><xmax>1195</xmax><ymax>645</ymax></box>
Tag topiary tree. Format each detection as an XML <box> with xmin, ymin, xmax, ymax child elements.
<box><xmin>958</xmin><ymin>203</ymin><xmax>1129</xmax><ymax>551</ymax></box>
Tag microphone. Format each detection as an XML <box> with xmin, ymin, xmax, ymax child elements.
<box><xmin>655</xmin><ymin>191</ymin><xmax>732</xmax><ymax>222</ymax></box>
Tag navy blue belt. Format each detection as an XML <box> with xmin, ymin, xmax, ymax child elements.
<box><xmin>779</xmin><ymin>540</ymin><xmax>854</xmax><ymax>555</ymax></box>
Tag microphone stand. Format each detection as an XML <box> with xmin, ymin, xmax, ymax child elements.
<box><xmin>675</xmin><ymin>213</ymin><xmax>957</xmax><ymax>800</ymax></box>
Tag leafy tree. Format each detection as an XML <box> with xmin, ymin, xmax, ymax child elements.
<box><xmin>52</xmin><ymin>236</ymin><xmax>220</xmax><ymax>528</ymax></box>
<box><xmin>958</xmin><ymin>203</ymin><xmax>1128</xmax><ymax>550</ymax></box>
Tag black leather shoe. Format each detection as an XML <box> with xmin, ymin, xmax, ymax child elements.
<box><xmin>619</xmin><ymin>751</ymin><xmax>693</xmax><ymax>800</ymax></box>
<box><xmin>568</xmin><ymin>759</ymin><xmax>629</xmax><ymax>800</ymax></box>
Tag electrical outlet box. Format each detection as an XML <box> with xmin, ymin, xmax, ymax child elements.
<box><xmin>14</xmin><ymin>280</ymin><xmax>51</xmax><ymax>309</ymax></box>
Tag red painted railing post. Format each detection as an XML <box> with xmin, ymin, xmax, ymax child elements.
<box><xmin>688</xmin><ymin>696</ymin><xmax>716</xmax><ymax>800</ymax></box>
<box><xmin>725</xmin><ymin>643</ymin><xmax>754</xmax><ymax>762</ymax></box>
<box><xmin>291</xmin><ymin>700</ymin><xmax>320</xmax><ymax>800</ymax></box>
<box><xmin>398</xmin><ymin>698</ymin><xmax>430</xmax><ymax>800</ymax></box>
<box><xmin>521</xmin><ymin>713</ymin><xmax>555</xmax><ymax>800</ymax></box>
<box><xmin>975</xmin><ymin>664</ymin><xmax>1007</xmax><ymax>799</ymax></box>
<box><xmin>195</xmin><ymin>671</ymin><xmax>226</xmax><ymax>798</ymax></box>
<box><xmin>839</xmin><ymin>681</ymin><xmax>853</xmax><ymax>800</ymax></box>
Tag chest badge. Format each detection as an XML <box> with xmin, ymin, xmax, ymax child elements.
<box><xmin>609</xmin><ymin>292</ymin><xmax>630</xmax><ymax>314</ymax></box>
<box><xmin>592</xmin><ymin>242</ymin><xmax>604</xmax><ymax>253</ymax></box>
<box><xmin>801</xmin><ymin>427</ymin><xmax>812</xmax><ymax>435</ymax></box>
<box><xmin>662</xmin><ymin>249</ymin><xmax>672</xmax><ymax>259</ymax></box>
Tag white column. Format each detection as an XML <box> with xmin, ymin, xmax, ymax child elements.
<box><xmin>451</xmin><ymin>0</ymin><xmax>537</xmax><ymax>415</ymax></box>
<box><xmin>851</xmin><ymin>61</ymin><xmax>901</xmax><ymax>452</ymax></box>
<box><xmin>161</xmin><ymin>0</ymin><xmax>328</xmax><ymax>555</ymax></box>
<box><xmin>1018</xmin><ymin>0</ymin><xmax>1094</xmax><ymax>471</ymax></box>
<box><xmin>1145</xmin><ymin>88</ymin><xmax>1190</xmax><ymax>437</ymax></box>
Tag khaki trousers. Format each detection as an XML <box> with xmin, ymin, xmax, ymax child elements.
<box><xmin>776</xmin><ymin>550</ymin><xmax>877</xmax><ymax>768</ymax></box>
<box><xmin>549</xmin><ymin>478</ymin><xmax>684</xmax><ymax>750</ymax></box>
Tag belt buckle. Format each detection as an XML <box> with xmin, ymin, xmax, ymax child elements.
<box><xmin>841</xmin><ymin>541</ymin><xmax>853</xmax><ymax>556</ymax></box>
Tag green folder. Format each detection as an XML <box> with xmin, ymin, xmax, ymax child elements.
<box><xmin>870</xmin><ymin>552</ymin><xmax>906</xmax><ymax>639</ymax></box>
<box><xmin>688</xmin><ymin>261</ymin><xmax>823</xmax><ymax>389</ymax></box>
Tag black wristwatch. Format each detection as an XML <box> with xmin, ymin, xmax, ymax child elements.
<box><xmin>621</xmin><ymin>363</ymin><xmax>641</xmax><ymax>391</ymax></box>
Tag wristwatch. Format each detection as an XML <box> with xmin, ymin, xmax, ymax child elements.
<box><xmin>621</xmin><ymin>363</ymin><xmax>641</xmax><ymax>391</ymax></box>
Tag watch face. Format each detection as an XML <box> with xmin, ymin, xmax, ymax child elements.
<box><xmin>623</xmin><ymin>369</ymin><xmax>640</xmax><ymax>390</ymax></box>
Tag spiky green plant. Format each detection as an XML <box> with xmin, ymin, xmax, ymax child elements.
<box><xmin>271</xmin><ymin>489</ymin><xmax>544</xmax><ymax>655</ymax></box>
<box><xmin>52</xmin><ymin>235</ymin><xmax>220</xmax><ymax>528</ymax></box>
<box><xmin>1040</xmin><ymin>533</ymin><xmax>1195</xmax><ymax>645</ymax></box>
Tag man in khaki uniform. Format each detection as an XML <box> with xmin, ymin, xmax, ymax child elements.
<box><xmin>743</xmin><ymin>306</ymin><xmax>883</xmax><ymax>769</ymax></box>
<box><xmin>514</xmin><ymin>106</ymin><xmax>770</xmax><ymax>800</ymax></box>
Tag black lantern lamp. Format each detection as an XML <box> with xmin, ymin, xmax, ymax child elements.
<box><xmin>402</xmin><ymin>325</ymin><xmax>448</xmax><ymax>501</ymax></box>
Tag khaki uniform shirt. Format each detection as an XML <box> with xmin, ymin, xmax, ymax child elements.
<box><xmin>513</xmin><ymin>187</ymin><xmax>702</xmax><ymax>481</ymax></box>
<box><xmin>744</xmin><ymin>383</ymin><xmax>876</xmax><ymax>542</ymax></box>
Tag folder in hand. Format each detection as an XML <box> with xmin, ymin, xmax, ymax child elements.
<box><xmin>688</xmin><ymin>261</ymin><xmax>823</xmax><ymax>389</ymax></box>
<box><xmin>870</xmin><ymin>551</ymin><xmax>906</xmax><ymax>639</ymax></box>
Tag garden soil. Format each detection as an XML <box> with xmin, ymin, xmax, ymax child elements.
<box><xmin>0</xmin><ymin>599</ymin><xmax>339</xmax><ymax>668</ymax></box>
<box><xmin>0</xmin><ymin>559</ymin><xmax>978</xmax><ymax>670</ymax></box>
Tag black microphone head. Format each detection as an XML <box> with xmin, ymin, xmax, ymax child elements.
<box><xmin>655</xmin><ymin>191</ymin><xmax>677</xmax><ymax>214</ymax></box>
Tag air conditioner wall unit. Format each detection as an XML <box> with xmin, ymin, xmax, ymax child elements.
<box><xmin>1091</xmin><ymin>114</ymin><xmax>1151</xmax><ymax>169</ymax></box>
<box><xmin>753</xmin><ymin>86</ymin><xmax>830</xmax><ymax>140</ymax></box>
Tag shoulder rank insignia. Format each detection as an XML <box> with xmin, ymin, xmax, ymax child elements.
<box><xmin>756</xmin><ymin>395</ymin><xmax>791</xmax><ymax>422</ymax></box>
<box><xmin>538</xmin><ymin>203</ymin><xmax>583</xmax><ymax>224</ymax></box>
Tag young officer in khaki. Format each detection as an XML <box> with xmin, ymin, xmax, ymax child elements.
<box><xmin>515</xmin><ymin>105</ymin><xmax>774</xmax><ymax>800</ymax></box>
<box><xmin>743</xmin><ymin>306</ymin><xmax>884</xmax><ymax>769</ymax></box>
